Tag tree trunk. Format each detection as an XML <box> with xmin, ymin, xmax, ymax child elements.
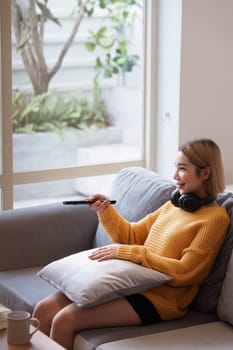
<box><xmin>11</xmin><ymin>0</ymin><xmax>86</xmax><ymax>96</ymax></box>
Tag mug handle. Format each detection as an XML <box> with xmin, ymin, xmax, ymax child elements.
<box><xmin>29</xmin><ymin>317</ymin><xmax>40</xmax><ymax>338</ymax></box>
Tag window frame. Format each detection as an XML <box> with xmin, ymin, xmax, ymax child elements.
<box><xmin>0</xmin><ymin>0</ymin><xmax>158</xmax><ymax>210</ymax></box>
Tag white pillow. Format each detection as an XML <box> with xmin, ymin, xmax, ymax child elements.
<box><xmin>38</xmin><ymin>247</ymin><xmax>172</xmax><ymax>308</ymax></box>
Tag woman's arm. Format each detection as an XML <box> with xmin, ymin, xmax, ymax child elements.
<box><xmin>98</xmin><ymin>205</ymin><xmax>162</xmax><ymax>245</ymax></box>
<box><xmin>116</xmin><ymin>215</ymin><xmax>229</xmax><ymax>287</ymax></box>
<box><xmin>89</xmin><ymin>193</ymin><xmax>162</xmax><ymax>245</ymax></box>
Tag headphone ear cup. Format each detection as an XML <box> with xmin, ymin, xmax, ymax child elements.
<box><xmin>170</xmin><ymin>189</ymin><xmax>181</xmax><ymax>207</ymax></box>
<box><xmin>170</xmin><ymin>190</ymin><xmax>203</xmax><ymax>212</ymax></box>
<box><xmin>178</xmin><ymin>193</ymin><xmax>202</xmax><ymax>212</ymax></box>
<box><xmin>171</xmin><ymin>189</ymin><xmax>216</xmax><ymax>212</ymax></box>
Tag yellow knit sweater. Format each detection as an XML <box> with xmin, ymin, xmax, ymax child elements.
<box><xmin>98</xmin><ymin>201</ymin><xmax>230</xmax><ymax>320</ymax></box>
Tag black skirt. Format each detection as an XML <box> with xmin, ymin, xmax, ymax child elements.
<box><xmin>126</xmin><ymin>293</ymin><xmax>161</xmax><ymax>325</ymax></box>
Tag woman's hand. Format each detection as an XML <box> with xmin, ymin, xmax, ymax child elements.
<box><xmin>88</xmin><ymin>194</ymin><xmax>111</xmax><ymax>213</ymax></box>
<box><xmin>88</xmin><ymin>245</ymin><xmax>120</xmax><ymax>261</ymax></box>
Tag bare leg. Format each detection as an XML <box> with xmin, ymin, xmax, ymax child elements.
<box><xmin>32</xmin><ymin>292</ymin><xmax>72</xmax><ymax>335</ymax></box>
<box><xmin>50</xmin><ymin>297</ymin><xmax>142</xmax><ymax>350</ymax></box>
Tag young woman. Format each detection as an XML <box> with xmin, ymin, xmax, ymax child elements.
<box><xmin>33</xmin><ymin>138</ymin><xmax>230</xmax><ymax>350</ymax></box>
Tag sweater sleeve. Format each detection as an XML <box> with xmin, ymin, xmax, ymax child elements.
<box><xmin>116</xmin><ymin>213</ymin><xmax>230</xmax><ymax>287</ymax></box>
<box><xmin>98</xmin><ymin>204</ymin><xmax>163</xmax><ymax>245</ymax></box>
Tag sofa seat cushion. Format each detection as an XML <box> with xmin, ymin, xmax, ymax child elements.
<box><xmin>95</xmin><ymin>322</ymin><xmax>233</xmax><ymax>350</ymax></box>
<box><xmin>73</xmin><ymin>310</ymin><xmax>218</xmax><ymax>350</ymax></box>
<box><xmin>0</xmin><ymin>267</ymin><xmax>56</xmax><ymax>313</ymax></box>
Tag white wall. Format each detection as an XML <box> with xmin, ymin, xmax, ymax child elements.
<box><xmin>156</xmin><ymin>0</ymin><xmax>233</xmax><ymax>185</ymax></box>
<box><xmin>180</xmin><ymin>0</ymin><xmax>233</xmax><ymax>184</ymax></box>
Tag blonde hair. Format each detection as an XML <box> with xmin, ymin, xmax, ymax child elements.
<box><xmin>179</xmin><ymin>138</ymin><xmax>225</xmax><ymax>194</ymax></box>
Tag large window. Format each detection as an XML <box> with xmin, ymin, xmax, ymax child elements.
<box><xmin>0</xmin><ymin>0</ymin><xmax>158</xmax><ymax>210</ymax></box>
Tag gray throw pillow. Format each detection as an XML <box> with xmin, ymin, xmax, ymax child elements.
<box><xmin>38</xmin><ymin>247</ymin><xmax>172</xmax><ymax>308</ymax></box>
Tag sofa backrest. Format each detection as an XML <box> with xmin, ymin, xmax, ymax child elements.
<box><xmin>0</xmin><ymin>203</ymin><xmax>98</xmax><ymax>270</ymax></box>
<box><xmin>218</xmin><ymin>246</ymin><xmax>233</xmax><ymax>325</ymax></box>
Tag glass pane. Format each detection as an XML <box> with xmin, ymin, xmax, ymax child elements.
<box><xmin>12</xmin><ymin>0</ymin><xmax>144</xmax><ymax>172</ymax></box>
<box><xmin>13</xmin><ymin>174</ymin><xmax>116</xmax><ymax>209</ymax></box>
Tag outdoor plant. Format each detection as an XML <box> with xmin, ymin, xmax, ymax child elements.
<box><xmin>12</xmin><ymin>83</ymin><xmax>111</xmax><ymax>137</ymax></box>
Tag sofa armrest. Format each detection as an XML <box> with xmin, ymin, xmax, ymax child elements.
<box><xmin>0</xmin><ymin>203</ymin><xmax>98</xmax><ymax>271</ymax></box>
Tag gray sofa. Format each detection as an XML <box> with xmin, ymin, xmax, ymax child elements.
<box><xmin>1</xmin><ymin>166</ymin><xmax>233</xmax><ymax>350</ymax></box>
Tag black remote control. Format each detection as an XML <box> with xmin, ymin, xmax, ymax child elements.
<box><xmin>63</xmin><ymin>200</ymin><xmax>117</xmax><ymax>205</ymax></box>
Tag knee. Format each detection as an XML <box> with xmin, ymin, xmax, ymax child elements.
<box><xmin>33</xmin><ymin>298</ymin><xmax>54</xmax><ymax>335</ymax></box>
<box><xmin>50</xmin><ymin>308</ymin><xmax>78</xmax><ymax>339</ymax></box>
<box><xmin>51</xmin><ymin>311</ymin><xmax>72</xmax><ymax>339</ymax></box>
<box><xmin>32</xmin><ymin>300</ymin><xmax>47</xmax><ymax>319</ymax></box>
<box><xmin>33</xmin><ymin>298</ymin><xmax>49</xmax><ymax>319</ymax></box>
<box><xmin>33</xmin><ymin>292</ymin><xmax>65</xmax><ymax>319</ymax></box>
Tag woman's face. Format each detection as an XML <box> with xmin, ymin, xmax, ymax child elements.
<box><xmin>173</xmin><ymin>151</ymin><xmax>210</xmax><ymax>198</ymax></box>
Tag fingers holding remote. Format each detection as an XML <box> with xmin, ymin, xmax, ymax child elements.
<box><xmin>88</xmin><ymin>194</ymin><xmax>111</xmax><ymax>212</ymax></box>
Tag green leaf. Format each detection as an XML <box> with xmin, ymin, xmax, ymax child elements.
<box><xmin>96</xmin><ymin>26</ymin><xmax>107</xmax><ymax>39</ymax></box>
<box><xmin>123</xmin><ymin>10</ymin><xmax>129</xmax><ymax>18</ymax></box>
<box><xmin>96</xmin><ymin>57</ymin><xmax>103</xmax><ymax>69</ymax></box>
<box><xmin>119</xmin><ymin>40</ymin><xmax>127</xmax><ymax>54</ymax></box>
<box><xmin>17</xmin><ymin>30</ymin><xmax>28</xmax><ymax>50</ymax></box>
<box><xmin>112</xmin><ymin>66</ymin><xmax>119</xmax><ymax>74</ymax></box>
<box><xmin>36</xmin><ymin>1</ymin><xmax>61</xmax><ymax>26</ymax></box>
<box><xmin>104</xmin><ymin>68</ymin><xmax>113</xmax><ymax>78</ymax></box>
<box><xmin>99</xmin><ymin>0</ymin><xmax>107</xmax><ymax>9</ymax></box>
<box><xmin>85</xmin><ymin>42</ymin><xmax>96</xmax><ymax>51</ymax></box>
<box><xmin>85</xmin><ymin>7</ymin><xmax>94</xmax><ymax>17</ymax></box>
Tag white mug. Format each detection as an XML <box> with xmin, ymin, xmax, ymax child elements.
<box><xmin>6</xmin><ymin>310</ymin><xmax>40</xmax><ymax>345</ymax></box>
